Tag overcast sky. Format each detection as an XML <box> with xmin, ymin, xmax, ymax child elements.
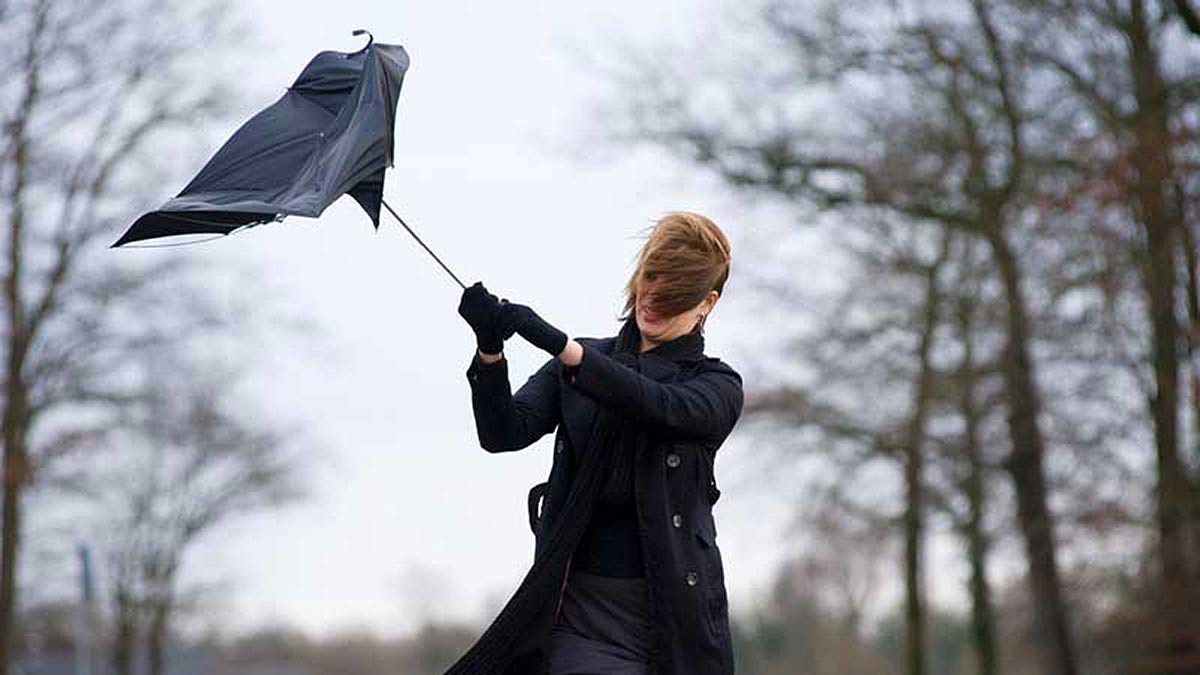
<box><xmin>97</xmin><ymin>0</ymin><xmax>969</xmax><ymax>640</ymax></box>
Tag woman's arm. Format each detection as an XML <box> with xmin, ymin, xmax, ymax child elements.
<box><xmin>558</xmin><ymin>340</ymin><xmax>583</xmax><ymax>366</ymax></box>
<box><xmin>466</xmin><ymin>351</ymin><xmax>560</xmax><ymax>452</ymax></box>
<box><xmin>501</xmin><ymin>301</ymin><xmax>743</xmax><ymax>441</ymax></box>
<box><xmin>559</xmin><ymin>339</ymin><xmax>743</xmax><ymax>441</ymax></box>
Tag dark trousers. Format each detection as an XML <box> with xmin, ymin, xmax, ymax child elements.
<box><xmin>544</xmin><ymin>570</ymin><xmax>654</xmax><ymax>675</ymax></box>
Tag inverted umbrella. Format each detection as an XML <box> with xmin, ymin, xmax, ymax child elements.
<box><xmin>113</xmin><ymin>30</ymin><xmax>464</xmax><ymax>289</ymax></box>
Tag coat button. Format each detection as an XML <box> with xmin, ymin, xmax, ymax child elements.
<box><xmin>666</xmin><ymin>453</ymin><xmax>680</xmax><ymax>468</ymax></box>
<box><xmin>685</xmin><ymin>571</ymin><xmax>698</xmax><ymax>587</ymax></box>
<box><xmin>555</xmin><ymin>439</ymin><xmax>564</xmax><ymax>454</ymax></box>
<box><xmin>672</xmin><ymin>513</ymin><xmax>682</xmax><ymax>528</ymax></box>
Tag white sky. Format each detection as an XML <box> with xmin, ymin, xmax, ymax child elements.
<box><xmin>85</xmin><ymin>0</ymin><xmax>968</xmax><ymax>640</ymax></box>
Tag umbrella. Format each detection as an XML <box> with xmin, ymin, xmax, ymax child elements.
<box><xmin>113</xmin><ymin>30</ymin><xmax>464</xmax><ymax>289</ymax></box>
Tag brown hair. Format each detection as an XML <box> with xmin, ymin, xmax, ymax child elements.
<box><xmin>619</xmin><ymin>211</ymin><xmax>732</xmax><ymax>330</ymax></box>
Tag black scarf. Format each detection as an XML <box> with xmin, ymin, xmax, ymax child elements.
<box><xmin>586</xmin><ymin>317</ymin><xmax>707</xmax><ymax>506</ymax></box>
<box><xmin>589</xmin><ymin>318</ymin><xmax>640</xmax><ymax>506</ymax></box>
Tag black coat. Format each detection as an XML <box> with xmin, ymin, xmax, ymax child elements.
<box><xmin>446</xmin><ymin>321</ymin><xmax>744</xmax><ymax>675</ymax></box>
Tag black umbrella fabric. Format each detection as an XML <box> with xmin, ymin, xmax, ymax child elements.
<box><xmin>113</xmin><ymin>33</ymin><xmax>409</xmax><ymax>248</ymax></box>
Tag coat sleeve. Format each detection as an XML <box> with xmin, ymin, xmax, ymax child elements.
<box><xmin>466</xmin><ymin>352</ymin><xmax>560</xmax><ymax>453</ymax></box>
<box><xmin>562</xmin><ymin>342</ymin><xmax>744</xmax><ymax>442</ymax></box>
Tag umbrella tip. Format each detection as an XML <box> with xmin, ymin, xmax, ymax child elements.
<box><xmin>352</xmin><ymin>29</ymin><xmax>373</xmax><ymax>51</ymax></box>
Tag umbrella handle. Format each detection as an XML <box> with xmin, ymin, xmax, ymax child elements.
<box><xmin>381</xmin><ymin>200</ymin><xmax>467</xmax><ymax>291</ymax></box>
<box><xmin>352</xmin><ymin>29</ymin><xmax>374</xmax><ymax>52</ymax></box>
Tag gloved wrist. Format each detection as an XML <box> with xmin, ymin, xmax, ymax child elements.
<box><xmin>523</xmin><ymin>313</ymin><xmax>567</xmax><ymax>357</ymax></box>
<box><xmin>476</xmin><ymin>349</ymin><xmax>504</xmax><ymax>364</ymax></box>
<box><xmin>500</xmin><ymin>302</ymin><xmax>568</xmax><ymax>357</ymax></box>
<box><xmin>459</xmin><ymin>281</ymin><xmax>505</xmax><ymax>354</ymax></box>
<box><xmin>475</xmin><ymin>330</ymin><xmax>503</xmax><ymax>355</ymax></box>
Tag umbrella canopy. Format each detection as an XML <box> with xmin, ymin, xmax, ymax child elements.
<box><xmin>113</xmin><ymin>33</ymin><xmax>409</xmax><ymax>247</ymax></box>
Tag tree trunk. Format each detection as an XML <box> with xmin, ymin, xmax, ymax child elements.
<box><xmin>1126</xmin><ymin>0</ymin><xmax>1200</xmax><ymax>663</ymax></box>
<box><xmin>1178</xmin><ymin>192</ymin><xmax>1200</xmax><ymax>574</ymax></box>
<box><xmin>988</xmin><ymin>231</ymin><xmax>1077</xmax><ymax>675</ymax></box>
<box><xmin>145</xmin><ymin>563</ymin><xmax>176</xmax><ymax>675</ymax></box>
<box><xmin>147</xmin><ymin>593</ymin><xmax>170</xmax><ymax>675</ymax></box>
<box><xmin>111</xmin><ymin>584</ymin><xmax>137</xmax><ymax>675</ymax></box>
<box><xmin>903</xmin><ymin>407</ymin><xmax>928</xmax><ymax>675</ymax></box>
<box><xmin>0</xmin><ymin>8</ymin><xmax>43</xmax><ymax>672</ymax></box>
<box><xmin>0</xmin><ymin>419</ymin><xmax>23</xmax><ymax>675</ymax></box>
<box><xmin>902</xmin><ymin>234</ymin><xmax>950</xmax><ymax>675</ymax></box>
<box><xmin>954</xmin><ymin>258</ymin><xmax>997</xmax><ymax>675</ymax></box>
<box><xmin>0</xmin><ymin>308</ymin><xmax>28</xmax><ymax>675</ymax></box>
<box><xmin>0</xmin><ymin>464</ymin><xmax>19</xmax><ymax>675</ymax></box>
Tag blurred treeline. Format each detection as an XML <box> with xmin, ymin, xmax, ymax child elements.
<box><xmin>4</xmin><ymin>551</ymin><xmax>1123</xmax><ymax>675</ymax></box>
<box><xmin>15</xmin><ymin>562</ymin><xmax>1016</xmax><ymax>675</ymax></box>
<box><xmin>5</xmin><ymin>561</ymin><xmax>1056</xmax><ymax>675</ymax></box>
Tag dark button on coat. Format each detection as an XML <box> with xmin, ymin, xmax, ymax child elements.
<box><xmin>448</xmin><ymin>325</ymin><xmax>743</xmax><ymax>675</ymax></box>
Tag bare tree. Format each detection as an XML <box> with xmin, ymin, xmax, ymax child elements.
<box><xmin>599</xmin><ymin>1</ymin><xmax>1079</xmax><ymax>670</ymax></box>
<box><xmin>1011</xmin><ymin>0</ymin><xmax>1200</xmax><ymax>663</ymax></box>
<box><xmin>98</xmin><ymin>355</ymin><xmax>300</xmax><ymax>675</ymax></box>
<box><xmin>740</xmin><ymin>214</ymin><xmax>965</xmax><ymax>675</ymax></box>
<box><xmin>0</xmin><ymin>0</ymin><xmax>244</xmax><ymax>671</ymax></box>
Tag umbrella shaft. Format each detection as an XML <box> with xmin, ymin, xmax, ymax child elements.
<box><xmin>382</xmin><ymin>200</ymin><xmax>466</xmax><ymax>290</ymax></box>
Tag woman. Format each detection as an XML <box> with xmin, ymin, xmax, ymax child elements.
<box><xmin>450</xmin><ymin>212</ymin><xmax>743</xmax><ymax>675</ymax></box>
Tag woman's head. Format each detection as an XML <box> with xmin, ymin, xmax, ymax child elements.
<box><xmin>621</xmin><ymin>211</ymin><xmax>731</xmax><ymax>345</ymax></box>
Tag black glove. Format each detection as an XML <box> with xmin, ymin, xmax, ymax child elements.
<box><xmin>458</xmin><ymin>281</ymin><xmax>505</xmax><ymax>354</ymax></box>
<box><xmin>498</xmin><ymin>302</ymin><xmax>568</xmax><ymax>357</ymax></box>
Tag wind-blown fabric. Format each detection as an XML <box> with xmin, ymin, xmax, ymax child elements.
<box><xmin>113</xmin><ymin>40</ymin><xmax>409</xmax><ymax>247</ymax></box>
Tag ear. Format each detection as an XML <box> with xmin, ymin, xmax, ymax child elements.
<box><xmin>703</xmin><ymin>290</ymin><xmax>720</xmax><ymax>313</ymax></box>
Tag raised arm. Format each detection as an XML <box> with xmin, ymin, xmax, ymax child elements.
<box><xmin>562</xmin><ymin>341</ymin><xmax>742</xmax><ymax>441</ymax></box>
<box><xmin>466</xmin><ymin>352</ymin><xmax>560</xmax><ymax>452</ymax></box>
<box><xmin>495</xmin><ymin>300</ymin><xmax>743</xmax><ymax>442</ymax></box>
<box><xmin>458</xmin><ymin>282</ymin><xmax>560</xmax><ymax>452</ymax></box>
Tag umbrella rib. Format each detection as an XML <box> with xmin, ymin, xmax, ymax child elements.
<box><xmin>116</xmin><ymin>234</ymin><xmax>231</xmax><ymax>248</ymax></box>
<box><xmin>381</xmin><ymin>199</ymin><xmax>467</xmax><ymax>290</ymax></box>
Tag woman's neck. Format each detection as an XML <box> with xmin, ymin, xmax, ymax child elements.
<box><xmin>639</xmin><ymin>325</ymin><xmax>700</xmax><ymax>354</ymax></box>
<box><xmin>638</xmin><ymin>336</ymin><xmax>659</xmax><ymax>354</ymax></box>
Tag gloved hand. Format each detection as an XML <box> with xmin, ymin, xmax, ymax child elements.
<box><xmin>498</xmin><ymin>301</ymin><xmax>568</xmax><ymax>357</ymax></box>
<box><xmin>458</xmin><ymin>281</ymin><xmax>506</xmax><ymax>354</ymax></box>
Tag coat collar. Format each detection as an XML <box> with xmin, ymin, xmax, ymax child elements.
<box><xmin>611</xmin><ymin>317</ymin><xmax>705</xmax><ymax>367</ymax></box>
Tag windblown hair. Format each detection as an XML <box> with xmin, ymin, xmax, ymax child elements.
<box><xmin>619</xmin><ymin>212</ymin><xmax>732</xmax><ymax>330</ymax></box>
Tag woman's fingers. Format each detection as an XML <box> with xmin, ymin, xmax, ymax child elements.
<box><xmin>459</xmin><ymin>282</ymin><xmax>504</xmax><ymax>331</ymax></box>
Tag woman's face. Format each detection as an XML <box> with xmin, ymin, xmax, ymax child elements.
<box><xmin>635</xmin><ymin>278</ymin><xmax>718</xmax><ymax>345</ymax></box>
